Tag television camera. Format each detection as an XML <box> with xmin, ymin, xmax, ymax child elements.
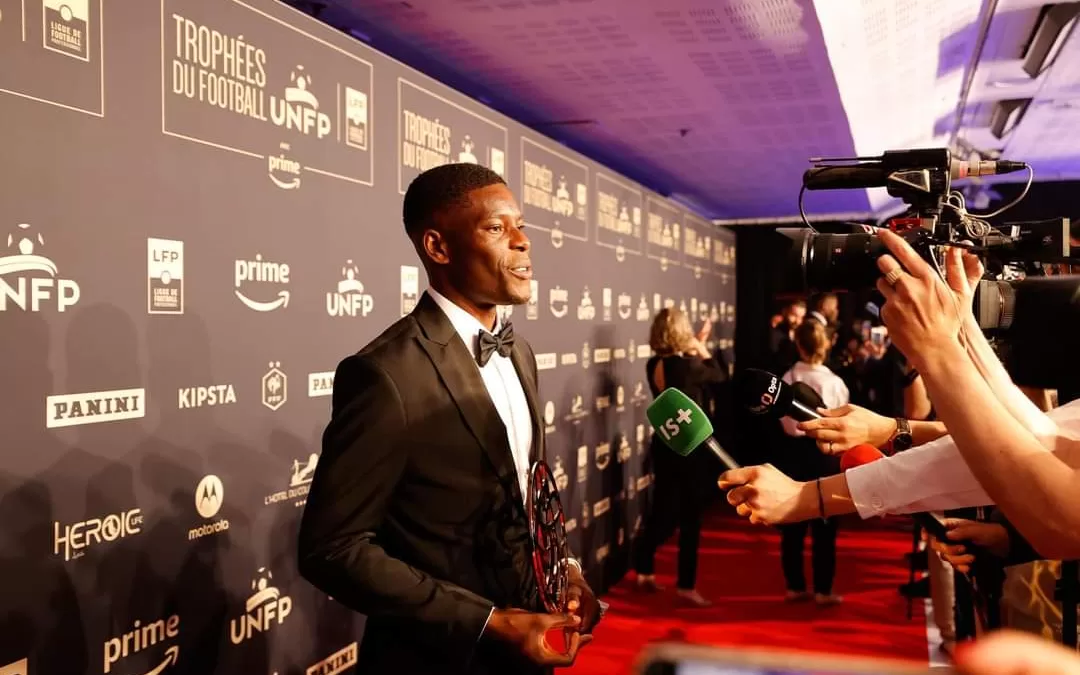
<box><xmin>777</xmin><ymin>147</ymin><xmax>1079</xmax><ymax>388</ymax></box>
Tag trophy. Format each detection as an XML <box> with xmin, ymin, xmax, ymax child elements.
<box><xmin>525</xmin><ymin>460</ymin><xmax>570</xmax><ymax>613</ymax></box>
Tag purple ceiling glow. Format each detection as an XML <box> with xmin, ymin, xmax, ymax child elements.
<box><xmin>304</xmin><ymin>0</ymin><xmax>1080</xmax><ymax>221</ymax></box>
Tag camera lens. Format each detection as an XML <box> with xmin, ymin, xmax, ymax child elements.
<box><xmin>777</xmin><ymin>227</ymin><xmax>885</xmax><ymax>291</ymax></box>
<box><xmin>777</xmin><ymin>228</ymin><xmax>887</xmax><ymax>292</ymax></box>
<box><xmin>805</xmin><ymin>233</ymin><xmax>887</xmax><ymax>291</ymax></box>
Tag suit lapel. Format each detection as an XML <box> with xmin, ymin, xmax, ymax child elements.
<box><xmin>412</xmin><ymin>293</ymin><xmax>520</xmax><ymax>489</ymax></box>
<box><xmin>509</xmin><ymin>342</ymin><xmax>544</xmax><ymax>464</ymax></box>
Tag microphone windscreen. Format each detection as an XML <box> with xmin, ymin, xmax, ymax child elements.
<box><xmin>840</xmin><ymin>443</ymin><xmax>885</xmax><ymax>472</ymax></box>
<box><xmin>646</xmin><ymin>388</ymin><xmax>715</xmax><ymax>457</ymax></box>
<box><xmin>736</xmin><ymin>368</ymin><xmax>793</xmax><ymax>417</ymax></box>
<box><xmin>791</xmin><ymin>381</ymin><xmax>826</xmax><ymax>411</ymax></box>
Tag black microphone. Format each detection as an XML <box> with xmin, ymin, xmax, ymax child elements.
<box><xmin>790</xmin><ymin>381</ymin><xmax>826</xmax><ymax>419</ymax></box>
<box><xmin>737</xmin><ymin>369</ymin><xmax>823</xmax><ymax>422</ymax></box>
<box><xmin>803</xmin><ymin>149</ymin><xmax>1028</xmax><ymax>191</ymax></box>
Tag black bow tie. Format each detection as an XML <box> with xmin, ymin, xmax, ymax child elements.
<box><xmin>477</xmin><ymin>323</ymin><xmax>515</xmax><ymax>367</ymax></box>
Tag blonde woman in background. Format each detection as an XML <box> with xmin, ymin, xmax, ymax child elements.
<box><xmin>633</xmin><ymin>308</ymin><xmax>727</xmax><ymax>607</ymax></box>
<box><xmin>777</xmin><ymin>320</ymin><xmax>848</xmax><ymax>606</ymax></box>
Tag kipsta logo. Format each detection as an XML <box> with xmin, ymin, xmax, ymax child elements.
<box><xmin>0</xmin><ymin>222</ymin><xmax>81</xmax><ymax>312</ymax></box>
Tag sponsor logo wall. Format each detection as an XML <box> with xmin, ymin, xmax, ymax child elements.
<box><xmin>0</xmin><ymin>0</ymin><xmax>735</xmax><ymax>671</ymax></box>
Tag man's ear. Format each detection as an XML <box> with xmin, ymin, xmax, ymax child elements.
<box><xmin>421</xmin><ymin>228</ymin><xmax>451</xmax><ymax>266</ymax></box>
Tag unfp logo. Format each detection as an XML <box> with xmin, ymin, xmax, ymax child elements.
<box><xmin>655</xmin><ymin>407</ymin><xmax>695</xmax><ymax>444</ymax></box>
<box><xmin>0</xmin><ymin>222</ymin><xmax>80</xmax><ymax>312</ymax></box>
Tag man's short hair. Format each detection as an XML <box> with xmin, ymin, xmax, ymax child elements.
<box><xmin>402</xmin><ymin>163</ymin><xmax>506</xmax><ymax>240</ymax></box>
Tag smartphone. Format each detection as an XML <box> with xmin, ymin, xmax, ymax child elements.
<box><xmin>870</xmin><ymin>326</ymin><xmax>887</xmax><ymax>346</ymax></box>
<box><xmin>637</xmin><ymin>643</ymin><xmax>948</xmax><ymax>675</ymax></box>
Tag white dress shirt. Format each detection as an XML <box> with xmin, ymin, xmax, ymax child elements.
<box><xmin>429</xmin><ymin>288</ymin><xmax>533</xmax><ymax>499</ymax></box>
<box><xmin>780</xmin><ymin>361</ymin><xmax>850</xmax><ymax>437</ymax></box>
<box><xmin>847</xmin><ymin>398</ymin><xmax>1080</xmax><ymax>519</ymax></box>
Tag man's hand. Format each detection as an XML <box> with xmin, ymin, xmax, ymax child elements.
<box><xmin>797</xmin><ymin>404</ymin><xmax>895</xmax><ymax>454</ymax></box>
<box><xmin>928</xmin><ymin>519</ymin><xmax>1010</xmax><ymax>574</ymax></box>
<box><xmin>565</xmin><ymin>564</ymin><xmax>601</xmax><ymax>634</ymax></box>
<box><xmin>719</xmin><ymin>464</ymin><xmax>808</xmax><ymax>526</ymax></box>
<box><xmin>484</xmin><ymin>608</ymin><xmax>591</xmax><ymax>667</ymax></box>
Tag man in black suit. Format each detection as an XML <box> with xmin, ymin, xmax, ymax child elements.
<box><xmin>298</xmin><ymin>163</ymin><xmax>601</xmax><ymax>674</ymax></box>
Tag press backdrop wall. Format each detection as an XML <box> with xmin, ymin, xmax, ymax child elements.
<box><xmin>0</xmin><ymin>1</ymin><xmax>736</xmax><ymax>673</ymax></box>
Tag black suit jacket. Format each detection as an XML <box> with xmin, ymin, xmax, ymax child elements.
<box><xmin>298</xmin><ymin>292</ymin><xmax>555</xmax><ymax>675</ymax></box>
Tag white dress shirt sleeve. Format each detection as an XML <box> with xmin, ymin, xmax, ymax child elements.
<box><xmin>846</xmin><ymin>434</ymin><xmax>993</xmax><ymax>518</ymax></box>
<box><xmin>847</xmin><ymin>399</ymin><xmax>1080</xmax><ymax>519</ymax></box>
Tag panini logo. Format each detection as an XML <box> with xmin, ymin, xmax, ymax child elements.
<box><xmin>535</xmin><ymin>353</ymin><xmax>557</xmax><ymax>371</ymax></box>
<box><xmin>308</xmin><ymin>371</ymin><xmax>335</xmax><ymax>397</ymax></box>
<box><xmin>47</xmin><ymin>388</ymin><xmax>145</xmax><ymax>429</ymax></box>
<box><xmin>307</xmin><ymin>642</ymin><xmax>358</xmax><ymax>675</ymax></box>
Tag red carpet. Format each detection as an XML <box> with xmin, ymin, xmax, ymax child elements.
<box><xmin>571</xmin><ymin>509</ymin><xmax>929</xmax><ymax>673</ymax></box>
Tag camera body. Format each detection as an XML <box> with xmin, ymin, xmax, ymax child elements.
<box><xmin>783</xmin><ymin>147</ymin><xmax>1072</xmax><ymax>295</ymax></box>
<box><xmin>783</xmin><ymin>147</ymin><xmax>1080</xmax><ymax>388</ymax></box>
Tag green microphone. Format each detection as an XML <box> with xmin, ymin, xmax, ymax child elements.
<box><xmin>646</xmin><ymin>388</ymin><xmax>740</xmax><ymax>470</ymax></box>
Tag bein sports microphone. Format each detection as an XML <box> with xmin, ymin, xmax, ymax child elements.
<box><xmin>646</xmin><ymin>388</ymin><xmax>740</xmax><ymax>471</ymax></box>
<box><xmin>737</xmin><ymin>368</ymin><xmax>822</xmax><ymax>422</ymax></box>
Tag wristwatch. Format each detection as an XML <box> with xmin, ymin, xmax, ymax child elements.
<box><xmin>889</xmin><ymin>418</ymin><xmax>913</xmax><ymax>453</ymax></box>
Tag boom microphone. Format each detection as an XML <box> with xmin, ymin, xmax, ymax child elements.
<box><xmin>737</xmin><ymin>368</ymin><xmax>822</xmax><ymax>422</ymax></box>
<box><xmin>803</xmin><ymin>149</ymin><xmax>1028</xmax><ymax>192</ymax></box>
<box><xmin>646</xmin><ymin>388</ymin><xmax>740</xmax><ymax>471</ymax></box>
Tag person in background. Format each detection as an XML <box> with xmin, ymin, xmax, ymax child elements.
<box><xmin>769</xmin><ymin>299</ymin><xmax>805</xmax><ymax>374</ymax></box>
<box><xmin>807</xmin><ymin>293</ymin><xmax>839</xmax><ymax>329</ymax></box>
<box><xmin>634</xmin><ymin>308</ymin><xmax>726</xmax><ymax>607</ymax></box>
<box><xmin>776</xmin><ymin>320</ymin><xmax>849</xmax><ymax>606</ymax></box>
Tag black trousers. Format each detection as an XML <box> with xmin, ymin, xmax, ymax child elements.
<box><xmin>633</xmin><ymin>447</ymin><xmax>707</xmax><ymax>590</ymax></box>
<box><xmin>779</xmin><ymin>518</ymin><xmax>838</xmax><ymax>595</ymax></box>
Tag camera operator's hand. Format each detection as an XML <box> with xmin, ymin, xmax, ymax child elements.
<box><xmin>875</xmin><ymin>229</ymin><xmax>964</xmax><ymax>369</ymax></box>
<box><xmin>719</xmin><ymin>464</ymin><xmax>809</xmax><ymax>525</ymax></box>
<box><xmin>929</xmin><ymin>518</ymin><xmax>1010</xmax><ymax>573</ymax></box>
<box><xmin>797</xmin><ymin>404</ymin><xmax>895</xmax><ymax>454</ymax></box>
<box><xmin>944</xmin><ymin>244</ymin><xmax>985</xmax><ymax>311</ymax></box>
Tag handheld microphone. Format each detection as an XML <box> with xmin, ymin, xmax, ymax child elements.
<box><xmin>790</xmin><ymin>381</ymin><xmax>826</xmax><ymax>417</ymax></box>
<box><xmin>737</xmin><ymin>368</ymin><xmax>822</xmax><ymax>422</ymax></box>
<box><xmin>646</xmin><ymin>388</ymin><xmax>740</xmax><ymax>471</ymax></box>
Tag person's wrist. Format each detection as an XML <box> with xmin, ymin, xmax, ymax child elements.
<box><xmin>794</xmin><ymin>480</ymin><xmax>816</xmax><ymax>521</ymax></box>
<box><xmin>872</xmin><ymin>414</ymin><xmax>898</xmax><ymax>448</ymax></box>
<box><xmin>909</xmin><ymin>339</ymin><xmax>966</xmax><ymax>376</ymax></box>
